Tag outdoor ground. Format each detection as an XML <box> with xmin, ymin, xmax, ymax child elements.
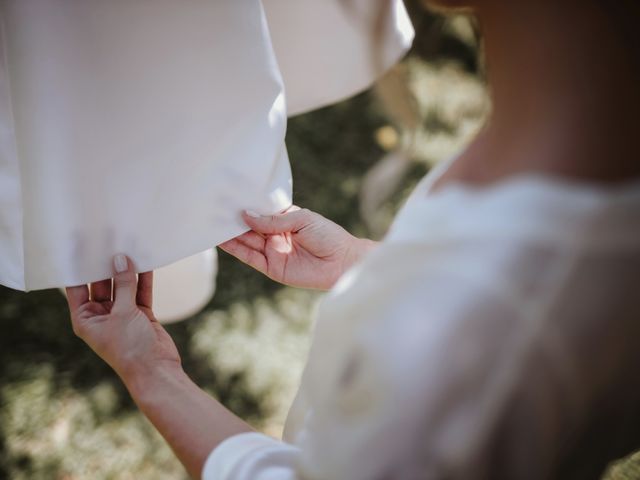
<box><xmin>0</xmin><ymin>3</ymin><xmax>638</xmax><ymax>479</ymax></box>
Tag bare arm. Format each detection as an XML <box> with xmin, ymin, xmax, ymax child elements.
<box><xmin>126</xmin><ymin>363</ymin><xmax>253</xmax><ymax>479</ymax></box>
<box><xmin>66</xmin><ymin>255</ymin><xmax>251</xmax><ymax>479</ymax></box>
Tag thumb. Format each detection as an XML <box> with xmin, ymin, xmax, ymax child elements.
<box><xmin>112</xmin><ymin>254</ymin><xmax>137</xmax><ymax>312</ymax></box>
<box><xmin>242</xmin><ymin>208</ymin><xmax>311</xmax><ymax>235</ymax></box>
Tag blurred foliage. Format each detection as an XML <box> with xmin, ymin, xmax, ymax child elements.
<box><xmin>0</xmin><ymin>2</ymin><xmax>637</xmax><ymax>479</ymax></box>
<box><xmin>606</xmin><ymin>452</ymin><xmax>640</xmax><ymax>480</ymax></box>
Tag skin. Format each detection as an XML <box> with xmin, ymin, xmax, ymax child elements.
<box><xmin>219</xmin><ymin>207</ymin><xmax>377</xmax><ymax>290</ymax></box>
<box><xmin>66</xmin><ymin>1</ymin><xmax>640</xmax><ymax>477</ymax></box>
<box><xmin>67</xmin><ymin>258</ymin><xmax>253</xmax><ymax>479</ymax></box>
<box><xmin>430</xmin><ymin>0</ymin><xmax>640</xmax><ymax>190</ymax></box>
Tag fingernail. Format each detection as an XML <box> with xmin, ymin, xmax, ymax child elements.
<box><xmin>245</xmin><ymin>210</ymin><xmax>261</xmax><ymax>218</ymax></box>
<box><xmin>114</xmin><ymin>254</ymin><xmax>128</xmax><ymax>273</ymax></box>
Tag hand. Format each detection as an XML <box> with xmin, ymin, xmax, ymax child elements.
<box><xmin>66</xmin><ymin>255</ymin><xmax>181</xmax><ymax>382</ymax></box>
<box><xmin>219</xmin><ymin>206</ymin><xmax>377</xmax><ymax>290</ymax></box>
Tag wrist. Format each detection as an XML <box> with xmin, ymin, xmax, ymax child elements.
<box><xmin>358</xmin><ymin>238</ymin><xmax>378</xmax><ymax>255</ymax></box>
<box><xmin>122</xmin><ymin>360</ymin><xmax>187</xmax><ymax>406</ymax></box>
<box><xmin>346</xmin><ymin>237</ymin><xmax>377</xmax><ymax>267</ymax></box>
<box><xmin>337</xmin><ymin>237</ymin><xmax>378</xmax><ymax>286</ymax></box>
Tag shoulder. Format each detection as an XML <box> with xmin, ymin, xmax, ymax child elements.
<box><xmin>299</xmin><ymin>176</ymin><xmax>640</xmax><ymax>477</ymax></box>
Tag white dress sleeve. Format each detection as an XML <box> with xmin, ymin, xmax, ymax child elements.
<box><xmin>203</xmin><ymin>433</ymin><xmax>301</xmax><ymax>480</ymax></box>
<box><xmin>263</xmin><ymin>0</ymin><xmax>414</xmax><ymax>116</ymax></box>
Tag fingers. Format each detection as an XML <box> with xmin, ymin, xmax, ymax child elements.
<box><xmin>90</xmin><ymin>278</ymin><xmax>112</xmax><ymax>302</ymax></box>
<box><xmin>136</xmin><ymin>271</ymin><xmax>153</xmax><ymax>309</ymax></box>
<box><xmin>242</xmin><ymin>208</ymin><xmax>312</xmax><ymax>235</ymax></box>
<box><xmin>219</xmin><ymin>230</ymin><xmax>265</xmax><ymax>261</ymax></box>
<box><xmin>112</xmin><ymin>254</ymin><xmax>137</xmax><ymax>313</ymax></box>
<box><xmin>68</xmin><ymin>256</ymin><xmax>152</xmax><ymax>317</ymax></box>
<box><xmin>65</xmin><ymin>284</ymin><xmax>89</xmax><ymax>312</ymax></box>
<box><xmin>219</xmin><ymin>238</ymin><xmax>268</xmax><ymax>273</ymax></box>
<box><xmin>233</xmin><ymin>230</ymin><xmax>266</xmax><ymax>251</ymax></box>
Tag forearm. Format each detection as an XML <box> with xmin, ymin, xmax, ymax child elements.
<box><xmin>124</xmin><ymin>363</ymin><xmax>254</xmax><ymax>479</ymax></box>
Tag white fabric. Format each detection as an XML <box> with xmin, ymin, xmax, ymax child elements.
<box><xmin>150</xmin><ymin>0</ymin><xmax>414</xmax><ymax>322</ymax></box>
<box><xmin>0</xmin><ymin>0</ymin><xmax>414</xmax><ymax>292</ymax></box>
<box><xmin>203</xmin><ymin>171</ymin><xmax>640</xmax><ymax>479</ymax></box>
<box><xmin>265</xmin><ymin>0</ymin><xmax>414</xmax><ymax>116</ymax></box>
<box><xmin>0</xmin><ymin>0</ymin><xmax>290</xmax><ymax>291</ymax></box>
<box><xmin>150</xmin><ymin>248</ymin><xmax>217</xmax><ymax>324</ymax></box>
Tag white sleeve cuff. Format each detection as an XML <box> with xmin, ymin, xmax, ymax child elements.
<box><xmin>202</xmin><ymin>432</ymin><xmax>301</xmax><ymax>480</ymax></box>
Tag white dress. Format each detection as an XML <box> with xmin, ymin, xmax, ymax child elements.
<box><xmin>203</xmin><ymin>170</ymin><xmax>640</xmax><ymax>479</ymax></box>
<box><xmin>0</xmin><ymin>0</ymin><xmax>413</xmax><ymax>293</ymax></box>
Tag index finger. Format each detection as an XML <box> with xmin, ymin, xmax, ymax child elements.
<box><xmin>65</xmin><ymin>284</ymin><xmax>90</xmax><ymax>312</ymax></box>
<box><xmin>136</xmin><ymin>271</ymin><xmax>153</xmax><ymax>309</ymax></box>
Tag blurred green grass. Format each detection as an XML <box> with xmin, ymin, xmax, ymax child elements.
<box><xmin>0</xmin><ymin>3</ymin><xmax>638</xmax><ymax>479</ymax></box>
